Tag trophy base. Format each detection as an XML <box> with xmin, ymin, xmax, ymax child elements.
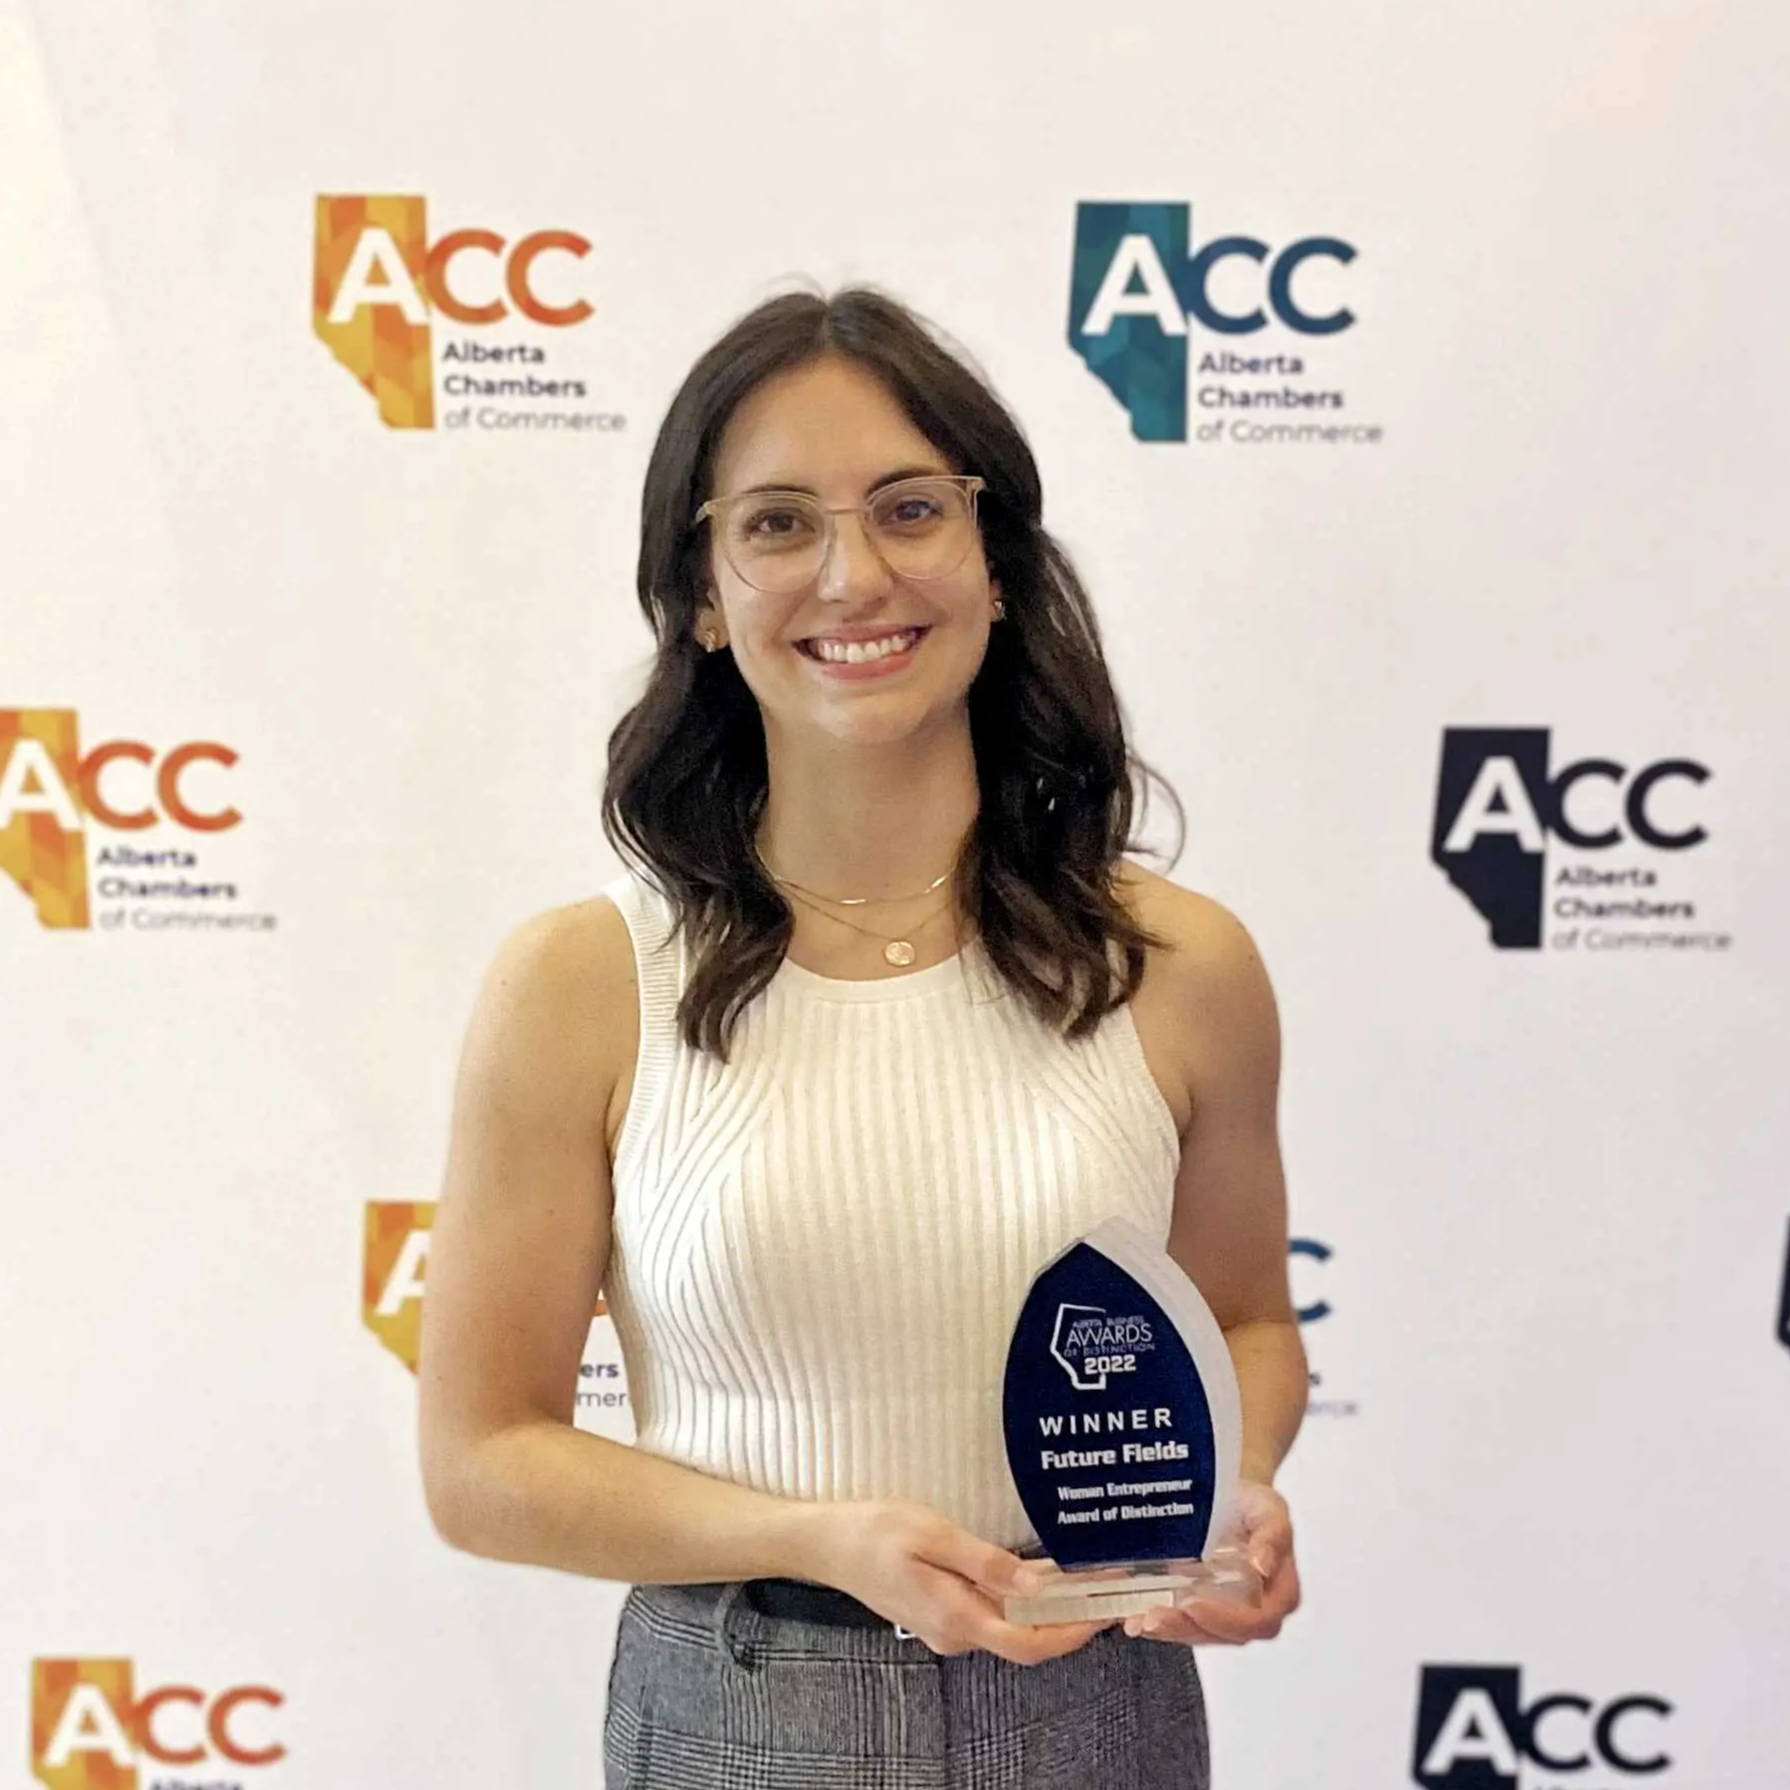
<box><xmin>1003</xmin><ymin>1544</ymin><xmax>1261</xmax><ymax>1627</ymax></box>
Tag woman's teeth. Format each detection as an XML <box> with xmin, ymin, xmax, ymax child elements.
<box><xmin>805</xmin><ymin>629</ymin><xmax>921</xmax><ymax>664</ymax></box>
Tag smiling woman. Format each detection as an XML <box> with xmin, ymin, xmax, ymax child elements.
<box><xmin>417</xmin><ymin>284</ymin><xmax>1306</xmax><ymax>1790</ymax></box>
<box><xmin>608</xmin><ymin>290</ymin><xmax>1178</xmax><ymax>1049</ymax></box>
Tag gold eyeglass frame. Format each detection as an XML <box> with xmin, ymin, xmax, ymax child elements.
<box><xmin>693</xmin><ymin>474</ymin><xmax>987</xmax><ymax>592</ymax></box>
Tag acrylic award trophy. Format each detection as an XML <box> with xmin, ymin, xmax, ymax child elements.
<box><xmin>1001</xmin><ymin>1216</ymin><xmax>1260</xmax><ymax>1626</ymax></box>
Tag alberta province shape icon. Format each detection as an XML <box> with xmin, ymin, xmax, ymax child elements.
<box><xmin>1001</xmin><ymin>1216</ymin><xmax>1256</xmax><ymax>1624</ymax></box>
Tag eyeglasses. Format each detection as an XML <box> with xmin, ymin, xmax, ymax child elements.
<box><xmin>693</xmin><ymin>474</ymin><xmax>986</xmax><ymax>595</ymax></box>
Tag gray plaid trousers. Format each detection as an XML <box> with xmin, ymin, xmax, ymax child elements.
<box><xmin>603</xmin><ymin>1581</ymin><xmax>1210</xmax><ymax>1789</ymax></box>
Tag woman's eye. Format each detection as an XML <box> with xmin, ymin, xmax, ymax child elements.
<box><xmin>882</xmin><ymin>496</ymin><xmax>943</xmax><ymax>527</ymax></box>
<box><xmin>743</xmin><ymin>505</ymin><xmax>814</xmax><ymax>539</ymax></box>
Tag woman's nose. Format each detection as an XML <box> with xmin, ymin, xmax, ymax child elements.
<box><xmin>816</xmin><ymin>512</ymin><xmax>892</xmax><ymax>601</ymax></box>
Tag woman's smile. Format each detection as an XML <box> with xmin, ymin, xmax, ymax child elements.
<box><xmin>794</xmin><ymin>624</ymin><xmax>931</xmax><ymax>676</ymax></box>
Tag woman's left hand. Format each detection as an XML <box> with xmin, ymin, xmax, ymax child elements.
<box><xmin>1123</xmin><ymin>1479</ymin><xmax>1301</xmax><ymax>1645</ymax></box>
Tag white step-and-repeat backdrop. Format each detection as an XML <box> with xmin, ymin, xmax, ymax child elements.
<box><xmin>6</xmin><ymin>2</ymin><xmax>1786</xmax><ymax>1785</ymax></box>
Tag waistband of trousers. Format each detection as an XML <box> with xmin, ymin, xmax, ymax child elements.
<box><xmin>742</xmin><ymin>1576</ymin><xmax>891</xmax><ymax>1627</ymax></box>
<box><xmin>623</xmin><ymin>1579</ymin><xmax>926</xmax><ymax>1668</ymax></box>
<box><xmin>624</xmin><ymin>1545</ymin><xmax>1051</xmax><ymax>1661</ymax></box>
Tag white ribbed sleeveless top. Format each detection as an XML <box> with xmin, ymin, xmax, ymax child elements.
<box><xmin>600</xmin><ymin>869</ymin><xmax>1182</xmax><ymax>1550</ymax></box>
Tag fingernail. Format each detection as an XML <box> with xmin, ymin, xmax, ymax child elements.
<box><xmin>1015</xmin><ymin>1565</ymin><xmax>1047</xmax><ymax>1596</ymax></box>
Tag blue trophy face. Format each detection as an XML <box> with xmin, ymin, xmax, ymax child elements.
<box><xmin>1002</xmin><ymin>1241</ymin><xmax>1219</xmax><ymax>1568</ymax></box>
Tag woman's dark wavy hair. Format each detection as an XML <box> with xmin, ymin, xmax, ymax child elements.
<box><xmin>603</xmin><ymin>284</ymin><xmax>1182</xmax><ymax>1060</ymax></box>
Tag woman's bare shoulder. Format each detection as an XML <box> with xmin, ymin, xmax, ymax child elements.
<box><xmin>1115</xmin><ymin>860</ymin><xmax>1281</xmax><ymax>1109</ymax></box>
<box><xmin>467</xmin><ymin>894</ymin><xmax>640</xmax><ymax>1105</ymax></box>
<box><xmin>1115</xmin><ymin>859</ymin><xmax>1261</xmax><ymax>965</ymax></box>
<box><xmin>486</xmin><ymin>892</ymin><xmax>636</xmax><ymax>1000</ymax></box>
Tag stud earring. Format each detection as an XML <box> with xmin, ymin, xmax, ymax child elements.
<box><xmin>991</xmin><ymin>597</ymin><xmax>1006</xmax><ymax>621</ymax></box>
<box><xmin>699</xmin><ymin>628</ymin><xmax>721</xmax><ymax>651</ymax></box>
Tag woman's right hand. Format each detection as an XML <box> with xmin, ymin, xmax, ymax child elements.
<box><xmin>802</xmin><ymin>1497</ymin><xmax>1114</xmax><ymax>1664</ymax></box>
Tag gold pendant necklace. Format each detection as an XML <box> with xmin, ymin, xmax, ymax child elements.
<box><xmin>780</xmin><ymin>882</ymin><xmax>951</xmax><ymax>967</ymax></box>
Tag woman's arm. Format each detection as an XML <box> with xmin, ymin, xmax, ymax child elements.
<box><xmin>1160</xmin><ymin>893</ymin><xmax>1306</xmax><ymax>1486</ymax></box>
<box><xmin>1126</xmin><ymin>877</ymin><xmax>1306</xmax><ymax>1642</ymax></box>
<box><xmin>416</xmin><ymin>898</ymin><xmax>823</xmax><ymax>1583</ymax></box>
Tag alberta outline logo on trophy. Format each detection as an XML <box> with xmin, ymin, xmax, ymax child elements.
<box><xmin>1048</xmin><ymin>1301</ymin><xmax>1156</xmax><ymax>1390</ymax></box>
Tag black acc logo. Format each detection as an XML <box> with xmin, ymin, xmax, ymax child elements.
<box><xmin>1414</xmin><ymin>1666</ymin><xmax>1671</xmax><ymax>1787</ymax></box>
<box><xmin>1431</xmin><ymin>728</ymin><xmax>1708</xmax><ymax>949</ymax></box>
<box><xmin>1777</xmin><ymin>1219</ymin><xmax>1790</xmax><ymax>1358</ymax></box>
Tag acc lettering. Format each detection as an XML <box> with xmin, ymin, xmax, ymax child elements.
<box><xmin>1441</xmin><ymin>755</ymin><xmax>1547</xmax><ymax>855</ymax></box>
<box><xmin>1521</xmin><ymin>1692</ymin><xmax>1671</xmax><ymax>1776</ymax></box>
<box><xmin>1420</xmin><ymin>1686</ymin><xmax>1523</xmax><ymax>1779</ymax></box>
<box><xmin>1441</xmin><ymin>755</ymin><xmax>1707</xmax><ymax>855</ymax></box>
<box><xmin>1080</xmin><ymin>229</ymin><xmax>1354</xmax><ymax>338</ymax></box>
<box><xmin>136</xmin><ymin>1683</ymin><xmax>284</xmax><ymax>1765</ymax></box>
<box><xmin>1416</xmin><ymin>1666</ymin><xmax>1673</xmax><ymax>1785</ymax></box>
<box><xmin>43</xmin><ymin>1679</ymin><xmax>285</xmax><ymax>1769</ymax></box>
<box><xmin>328</xmin><ymin>225</ymin><xmax>592</xmax><ymax>328</ymax></box>
<box><xmin>1263</xmin><ymin>238</ymin><xmax>1355</xmax><ymax>334</ymax></box>
<box><xmin>1289</xmin><ymin>1237</ymin><xmax>1331</xmax><ymax>1323</ymax></box>
<box><xmin>1777</xmin><ymin>1219</ymin><xmax>1790</xmax><ymax>1358</ymax></box>
<box><xmin>1593</xmin><ymin>1697</ymin><xmax>1672</xmax><ymax>1774</ymax></box>
<box><xmin>1525</xmin><ymin>1693</ymin><xmax>1595</xmax><ymax>1772</ymax></box>
<box><xmin>1551</xmin><ymin>759</ymin><xmax>1707</xmax><ymax>850</ymax></box>
<box><xmin>1082</xmin><ymin>235</ymin><xmax>1186</xmax><ymax>336</ymax></box>
<box><xmin>41</xmin><ymin>1681</ymin><xmax>133</xmax><ymax>1772</ymax></box>
<box><xmin>0</xmin><ymin>736</ymin><xmax>238</xmax><ymax>833</ymax></box>
<box><xmin>375</xmin><ymin>1228</ymin><xmax>431</xmax><ymax>1317</ymax></box>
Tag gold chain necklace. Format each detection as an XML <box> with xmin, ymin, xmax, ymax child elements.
<box><xmin>780</xmin><ymin>881</ymin><xmax>954</xmax><ymax>968</ymax></box>
<box><xmin>765</xmin><ymin>864</ymin><xmax>953</xmax><ymax>908</ymax></box>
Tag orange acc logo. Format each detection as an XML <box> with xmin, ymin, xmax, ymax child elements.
<box><xmin>364</xmin><ymin>1201</ymin><xmax>606</xmax><ymax>1374</ymax></box>
<box><xmin>0</xmin><ymin>710</ymin><xmax>239</xmax><ymax>929</ymax></box>
<box><xmin>31</xmin><ymin>1658</ymin><xmax>284</xmax><ymax>1788</ymax></box>
<box><xmin>314</xmin><ymin>194</ymin><xmax>593</xmax><ymax>429</ymax></box>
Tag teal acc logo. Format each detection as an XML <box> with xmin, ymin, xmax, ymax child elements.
<box><xmin>1068</xmin><ymin>201</ymin><xmax>1356</xmax><ymax>440</ymax></box>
